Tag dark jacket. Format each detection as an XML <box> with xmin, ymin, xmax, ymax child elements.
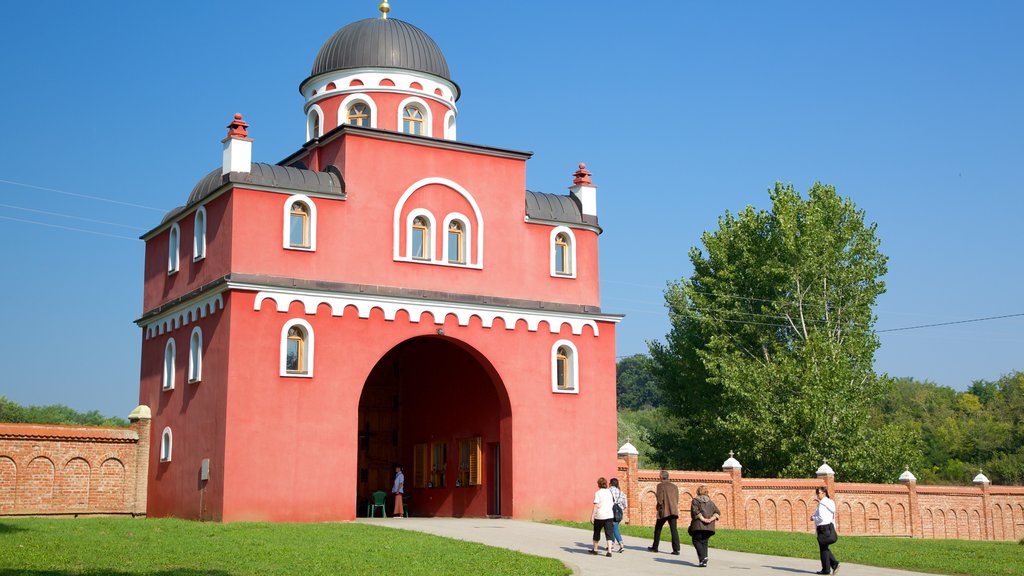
<box><xmin>689</xmin><ymin>495</ymin><xmax>721</xmax><ymax>533</ymax></box>
<box><xmin>655</xmin><ymin>480</ymin><xmax>679</xmax><ymax>519</ymax></box>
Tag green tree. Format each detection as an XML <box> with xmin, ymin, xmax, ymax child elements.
<box><xmin>0</xmin><ymin>395</ymin><xmax>128</xmax><ymax>427</ymax></box>
<box><xmin>616</xmin><ymin>354</ymin><xmax>663</xmax><ymax>410</ymax></box>
<box><xmin>649</xmin><ymin>182</ymin><xmax>921</xmax><ymax>481</ymax></box>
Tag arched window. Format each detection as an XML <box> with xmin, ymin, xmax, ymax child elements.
<box><xmin>193</xmin><ymin>207</ymin><xmax>207</xmax><ymax>261</ymax></box>
<box><xmin>347</xmin><ymin>102</ymin><xmax>371</xmax><ymax>127</ymax></box>
<box><xmin>550</xmin><ymin>226</ymin><xmax>577</xmax><ymax>278</ymax></box>
<box><xmin>444</xmin><ymin>111</ymin><xmax>456</xmax><ymax>140</ymax></box>
<box><xmin>412</xmin><ymin>216</ymin><xmax>430</xmax><ymax>260</ymax></box>
<box><xmin>162</xmin><ymin>338</ymin><xmax>176</xmax><ymax>391</ymax></box>
<box><xmin>281</xmin><ymin>319</ymin><xmax>314</xmax><ymax>377</ymax></box>
<box><xmin>551</xmin><ymin>340</ymin><xmax>579</xmax><ymax>393</ymax></box>
<box><xmin>447</xmin><ymin>220</ymin><xmax>465</xmax><ymax>264</ymax></box>
<box><xmin>290</xmin><ymin>202</ymin><xmax>310</xmax><ymax>248</ymax></box>
<box><xmin>402</xmin><ymin>105</ymin><xmax>425</xmax><ymax>135</ymax></box>
<box><xmin>188</xmin><ymin>327</ymin><xmax>202</xmax><ymax>383</ymax></box>
<box><xmin>307</xmin><ymin>107</ymin><xmax>323</xmax><ymax>141</ymax></box>
<box><xmin>168</xmin><ymin>223</ymin><xmax>180</xmax><ymax>274</ymax></box>
<box><xmin>160</xmin><ymin>427</ymin><xmax>172</xmax><ymax>462</ymax></box>
<box><xmin>554</xmin><ymin>233</ymin><xmax>570</xmax><ymax>274</ymax></box>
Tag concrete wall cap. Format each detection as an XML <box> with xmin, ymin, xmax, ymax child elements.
<box><xmin>815</xmin><ymin>459</ymin><xmax>835</xmax><ymax>476</ymax></box>
<box><xmin>973</xmin><ymin>471</ymin><xmax>991</xmax><ymax>484</ymax></box>
<box><xmin>898</xmin><ymin>468</ymin><xmax>917</xmax><ymax>483</ymax></box>
<box><xmin>128</xmin><ymin>405</ymin><xmax>152</xmax><ymax>421</ymax></box>
<box><xmin>617</xmin><ymin>442</ymin><xmax>639</xmax><ymax>456</ymax></box>
<box><xmin>722</xmin><ymin>456</ymin><xmax>742</xmax><ymax>469</ymax></box>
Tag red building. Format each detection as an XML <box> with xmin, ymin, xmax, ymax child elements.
<box><xmin>136</xmin><ymin>5</ymin><xmax>620</xmax><ymax>522</ymax></box>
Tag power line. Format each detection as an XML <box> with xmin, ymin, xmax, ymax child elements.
<box><xmin>0</xmin><ymin>202</ymin><xmax>148</xmax><ymax>231</ymax></box>
<box><xmin>0</xmin><ymin>178</ymin><xmax>168</xmax><ymax>212</ymax></box>
<box><xmin>0</xmin><ymin>215</ymin><xmax>139</xmax><ymax>241</ymax></box>
<box><xmin>877</xmin><ymin>313</ymin><xmax>1024</xmax><ymax>333</ymax></box>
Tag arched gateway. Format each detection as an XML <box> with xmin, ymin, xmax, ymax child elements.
<box><xmin>136</xmin><ymin>4</ymin><xmax>621</xmax><ymax>523</ymax></box>
<box><xmin>358</xmin><ymin>336</ymin><xmax>510</xmax><ymax>517</ymax></box>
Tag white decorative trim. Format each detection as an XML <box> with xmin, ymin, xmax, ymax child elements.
<box><xmin>167</xmin><ymin>223</ymin><xmax>180</xmax><ymax>274</ymax></box>
<box><xmin>253</xmin><ymin>288</ymin><xmax>606</xmax><ymax>337</ymax></box>
<box><xmin>405</xmin><ymin>208</ymin><xmax>436</xmax><ymax>261</ymax></box>
<box><xmin>142</xmin><ymin>292</ymin><xmax>225</xmax><ymax>340</ymax></box>
<box><xmin>525</xmin><ymin>217</ymin><xmax>602</xmax><ymax>235</ymax></box>
<box><xmin>302</xmin><ymin>68</ymin><xmax>458</xmax><ymax>112</ymax></box>
<box><xmin>188</xmin><ymin>326</ymin><xmax>202</xmax><ymax>384</ymax></box>
<box><xmin>338</xmin><ymin>93</ymin><xmax>378</xmax><ymax>129</ymax></box>
<box><xmin>397</xmin><ymin>96</ymin><xmax>433</xmax><ymax>137</ymax></box>
<box><xmin>192</xmin><ymin>206</ymin><xmax>207</xmax><ymax>262</ymax></box>
<box><xmin>306</xmin><ymin>105</ymin><xmax>324</xmax><ymax>141</ymax></box>
<box><xmin>283</xmin><ymin>194</ymin><xmax>317</xmax><ymax>251</ymax></box>
<box><xmin>551</xmin><ymin>339</ymin><xmax>579</xmax><ymax>394</ymax></box>
<box><xmin>392</xmin><ymin>177</ymin><xmax>484</xmax><ymax>268</ymax></box>
<box><xmin>549</xmin><ymin>226</ymin><xmax>577</xmax><ymax>279</ymax></box>
<box><xmin>280</xmin><ymin>318</ymin><xmax>314</xmax><ymax>378</ymax></box>
<box><xmin>162</xmin><ymin>338</ymin><xmax>176</xmax><ymax>391</ymax></box>
<box><xmin>160</xmin><ymin>427</ymin><xmax>172</xmax><ymax>462</ymax></box>
<box><xmin>441</xmin><ymin>212</ymin><xmax>471</xmax><ymax>265</ymax></box>
<box><xmin>443</xmin><ymin>109</ymin><xmax>456</xmax><ymax>141</ymax></box>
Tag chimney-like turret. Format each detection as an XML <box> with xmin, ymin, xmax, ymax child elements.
<box><xmin>222</xmin><ymin>113</ymin><xmax>252</xmax><ymax>175</ymax></box>
<box><xmin>568</xmin><ymin>163</ymin><xmax>597</xmax><ymax>220</ymax></box>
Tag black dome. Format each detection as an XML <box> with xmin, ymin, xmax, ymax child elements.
<box><xmin>308</xmin><ymin>18</ymin><xmax>451</xmax><ymax>83</ymax></box>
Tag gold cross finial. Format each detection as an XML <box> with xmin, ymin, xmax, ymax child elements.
<box><xmin>379</xmin><ymin>0</ymin><xmax>390</xmax><ymax>19</ymax></box>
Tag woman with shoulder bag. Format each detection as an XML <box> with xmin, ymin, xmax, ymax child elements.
<box><xmin>688</xmin><ymin>484</ymin><xmax>720</xmax><ymax>567</ymax></box>
<box><xmin>609</xmin><ymin>477</ymin><xmax>627</xmax><ymax>552</ymax></box>
<box><xmin>811</xmin><ymin>486</ymin><xmax>840</xmax><ymax>574</ymax></box>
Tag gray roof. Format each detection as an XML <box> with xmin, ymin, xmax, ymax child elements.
<box><xmin>306</xmin><ymin>18</ymin><xmax>453</xmax><ymax>89</ymax></box>
<box><xmin>525</xmin><ymin>190</ymin><xmax>598</xmax><ymax>226</ymax></box>
<box><xmin>160</xmin><ymin>163</ymin><xmax>345</xmax><ymax>224</ymax></box>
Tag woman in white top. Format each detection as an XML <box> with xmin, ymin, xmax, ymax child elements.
<box><xmin>590</xmin><ymin>477</ymin><xmax>615</xmax><ymax>557</ymax></box>
<box><xmin>811</xmin><ymin>486</ymin><xmax>839</xmax><ymax>574</ymax></box>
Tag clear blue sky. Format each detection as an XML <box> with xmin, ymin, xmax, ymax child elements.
<box><xmin>1</xmin><ymin>1</ymin><xmax>1021</xmax><ymax>418</ymax></box>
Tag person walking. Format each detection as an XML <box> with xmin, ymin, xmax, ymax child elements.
<box><xmin>811</xmin><ymin>486</ymin><xmax>840</xmax><ymax>574</ymax></box>
<box><xmin>647</xmin><ymin>470</ymin><xmax>680</xmax><ymax>555</ymax></box>
<box><xmin>609</xmin><ymin>477</ymin><xmax>628</xmax><ymax>553</ymax></box>
<box><xmin>590</xmin><ymin>477</ymin><xmax>615</xmax><ymax>557</ymax></box>
<box><xmin>392</xmin><ymin>465</ymin><xmax>405</xmax><ymax>518</ymax></box>
<box><xmin>688</xmin><ymin>484</ymin><xmax>721</xmax><ymax>567</ymax></box>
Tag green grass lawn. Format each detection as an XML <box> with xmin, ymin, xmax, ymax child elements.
<box><xmin>549</xmin><ymin>520</ymin><xmax>1024</xmax><ymax>576</ymax></box>
<box><xmin>0</xmin><ymin>517</ymin><xmax>570</xmax><ymax>576</ymax></box>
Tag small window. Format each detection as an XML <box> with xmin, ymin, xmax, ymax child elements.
<box><xmin>551</xmin><ymin>340</ymin><xmax>579</xmax><ymax>394</ymax></box>
<box><xmin>447</xmin><ymin>220</ymin><xmax>465</xmax><ymax>264</ymax></box>
<box><xmin>550</xmin><ymin>227</ymin><xmax>577</xmax><ymax>278</ymax></box>
<box><xmin>193</xmin><ymin>207</ymin><xmax>207</xmax><ymax>261</ymax></box>
<box><xmin>281</xmin><ymin>319</ymin><xmax>314</xmax><ymax>377</ymax></box>
<box><xmin>412</xmin><ymin>216</ymin><xmax>430</xmax><ymax>260</ymax></box>
<box><xmin>308</xmin><ymin>109</ymin><xmax>322</xmax><ymax>140</ymax></box>
<box><xmin>160</xmin><ymin>427</ymin><xmax>172</xmax><ymax>462</ymax></box>
<box><xmin>188</xmin><ymin>327</ymin><xmax>202</xmax><ymax>383</ymax></box>
<box><xmin>554</xmin><ymin>233</ymin><xmax>570</xmax><ymax>275</ymax></box>
<box><xmin>162</xmin><ymin>338</ymin><xmax>176</xmax><ymax>391</ymax></box>
<box><xmin>430</xmin><ymin>442</ymin><xmax>447</xmax><ymax>488</ymax></box>
<box><xmin>168</xmin><ymin>224</ymin><xmax>180</xmax><ymax>274</ymax></box>
<box><xmin>347</xmin><ymin>102</ymin><xmax>371</xmax><ymax>127</ymax></box>
<box><xmin>413</xmin><ymin>443</ymin><xmax>429</xmax><ymax>488</ymax></box>
<box><xmin>289</xmin><ymin>202</ymin><xmax>310</xmax><ymax>248</ymax></box>
<box><xmin>457</xmin><ymin>437</ymin><xmax>482</xmax><ymax>487</ymax></box>
<box><xmin>402</xmin><ymin>105</ymin><xmax>424</xmax><ymax>135</ymax></box>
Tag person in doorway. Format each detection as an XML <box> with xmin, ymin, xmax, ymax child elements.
<box><xmin>811</xmin><ymin>486</ymin><xmax>840</xmax><ymax>574</ymax></box>
<box><xmin>647</xmin><ymin>470</ymin><xmax>680</xmax><ymax>555</ymax></box>
<box><xmin>688</xmin><ymin>484</ymin><xmax>721</xmax><ymax>567</ymax></box>
<box><xmin>392</xmin><ymin>465</ymin><xmax>405</xmax><ymax>518</ymax></box>
<box><xmin>590</xmin><ymin>477</ymin><xmax>615</xmax><ymax>557</ymax></box>
<box><xmin>609</xmin><ymin>477</ymin><xmax>628</xmax><ymax>552</ymax></box>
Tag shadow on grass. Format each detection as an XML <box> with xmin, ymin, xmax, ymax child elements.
<box><xmin>0</xmin><ymin>523</ymin><xmax>26</xmax><ymax>533</ymax></box>
<box><xmin>0</xmin><ymin>571</ymin><xmax>234</xmax><ymax>576</ymax></box>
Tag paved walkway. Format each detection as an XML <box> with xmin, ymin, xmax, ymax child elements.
<box><xmin>359</xmin><ymin>517</ymin><xmax>937</xmax><ymax>576</ymax></box>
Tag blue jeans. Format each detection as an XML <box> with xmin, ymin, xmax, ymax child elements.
<box><xmin>612</xmin><ymin>520</ymin><xmax>623</xmax><ymax>543</ymax></box>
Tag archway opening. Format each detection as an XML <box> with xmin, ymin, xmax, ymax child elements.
<box><xmin>357</xmin><ymin>335</ymin><xmax>510</xmax><ymax>517</ymax></box>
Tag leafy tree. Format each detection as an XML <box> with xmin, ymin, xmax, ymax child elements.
<box><xmin>616</xmin><ymin>354</ymin><xmax>663</xmax><ymax>410</ymax></box>
<box><xmin>649</xmin><ymin>182</ymin><xmax>921</xmax><ymax>481</ymax></box>
<box><xmin>0</xmin><ymin>395</ymin><xmax>129</xmax><ymax>427</ymax></box>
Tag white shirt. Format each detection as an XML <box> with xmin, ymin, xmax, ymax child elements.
<box><xmin>813</xmin><ymin>496</ymin><xmax>836</xmax><ymax>526</ymax></box>
<box><xmin>593</xmin><ymin>488</ymin><xmax>614</xmax><ymax>520</ymax></box>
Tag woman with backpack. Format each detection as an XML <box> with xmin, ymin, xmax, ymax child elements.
<box><xmin>609</xmin><ymin>477</ymin><xmax>628</xmax><ymax>552</ymax></box>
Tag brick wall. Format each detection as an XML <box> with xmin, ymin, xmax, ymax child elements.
<box><xmin>617</xmin><ymin>450</ymin><xmax>1024</xmax><ymax>541</ymax></box>
<box><xmin>0</xmin><ymin>406</ymin><xmax>150</xmax><ymax>516</ymax></box>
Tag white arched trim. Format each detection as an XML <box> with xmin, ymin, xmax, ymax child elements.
<box><xmin>441</xmin><ymin>212</ymin><xmax>471</xmax><ymax>265</ymax></box>
<box><xmin>142</xmin><ymin>292</ymin><xmax>225</xmax><ymax>339</ymax></box>
<box><xmin>338</xmin><ymin>93</ymin><xmax>379</xmax><ymax>129</ymax></box>
<box><xmin>253</xmin><ymin>290</ymin><xmax>610</xmax><ymax>336</ymax></box>
<box><xmin>280</xmin><ymin>318</ymin><xmax>314</xmax><ymax>378</ymax></box>
<box><xmin>188</xmin><ymin>326</ymin><xmax>203</xmax><ymax>383</ymax></box>
<box><xmin>167</xmin><ymin>223</ymin><xmax>180</xmax><ymax>274</ymax></box>
<box><xmin>193</xmin><ymin>206</ymin><xmax>207</xmax><ymax>262</ymax></box>
<box><xmin>160</xmin><ymin>427</ymin><xmax>172</xmax><ymax>462</ymax></box>
<box><xmin>306</xmin><ymin>105</ymin><xmax>325</xmax><ymax>141</ymax></box>
<box><xmin>443</xmin><ymin>109</ymin><xmax>456</xmax><ymax>141</ymax></box>
<box><xmin>397</xmin><ymin>96</ymin><xmax>433</xmax><ymax>137</ymax></box>
<box><xmin>551</xmin><ymin>339</ymin><xmax>580</xmax><ymax>394</ymax></box>
<box><xmin>392</xmin><ymin>177</ymin><xmax>484</xmax><ymax>268</ymax></box>
<box><xmin>405</xmin><ymin>208</ymin><xmax>436</xmax><ymax>261</ymax></box>
<box><xmin>162</xmin><ymin>338</ymin><xmax>176</xmax><ymax>391</ymax></box>
<box><xmin>549</xmin><ymin>226</ymin><xmax>577</xmax><ymax>279</ymax></box>
<box><xmin>283</xmin><ymin>194</ymin><xmax>317</xmax><ymax>251</ymax></box>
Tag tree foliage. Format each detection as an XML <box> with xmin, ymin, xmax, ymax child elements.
<box><xmin>649</xmin><ymin>182</ymin><xmax>921</xmax><ymax>481</ymax></box>
<box><xmin>0</xmin><ymin>396</ymin><xmax>129</xmax><ymax>428</ymax></box>
<box><xmin>616</xmin><ymin>354</ymin><xmax>663</xmax><ymax>410</ymax></box>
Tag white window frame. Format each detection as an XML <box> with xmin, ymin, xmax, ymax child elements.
<box><xmin>280</xmin><ymin>319</ymin><xmax>314</xmax><ymax>378</ymax></box>
<box><xmin>168</xmin><ymin>223</ymin><xmax>180</xmax><ymax>275</ymax></box>
<box><xmin>193</xmin><ymin>206</ymin><xmax>207</xmax><ymax>262</ymax></box>
<box><xmin>188</xmin><ymin>326</ymin><xmax>202</xmax><ymax>383</ymax></box>
<box><xmin>162</xmin><ymin>338</ymin><xmax>176</xmax><ymax>391</ymax></box>
<box><xmin>406</xmin><ymin>208</ymin><xmax>436</xmax><ymax>261</ymax></box>
<box><xmin>443</xmin><ymin>110</ymin><xmax>456</xmax><ymax>140</ymax></box>
<box><xmin>551</xmin><ymin>340</ymin><xmax>579</xmax><ymax>394</ymax></box>
<box><xmin>397</xmin><ymin>96</ymin><xmax>432</xmax><ymax>137</ymax></box>
<box><xmin>339</xmin><ymin>94</ymin><xmax>378</xmax><ymax>128</ymax></box>
<box><xmin>442</xmin><ymin>213</ymin><xmax>471</xmax><ymax>265</ymax></box>
<box><xmin>160</xmin><ymin>427</ymin><xmax>173</xmax><ymax>462</ymax></box>
<box><xmin>283</xmin><ymin>195</ymin><xmax>317</xmax><ymax>251</ymax></box>
<box><xmin>391</xmin><ymin>178</ymin><xmax>484</xmax><ymax>268</ymax></box>
<box><xmin>306</xmin><ymin>105</ymin><xmax>324</xmax><ymax>141</ymax></box>
<box><xmin>549</xmin><ymin>226</ymin><xmax>577</xmax><ymax>278</ymax></box>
